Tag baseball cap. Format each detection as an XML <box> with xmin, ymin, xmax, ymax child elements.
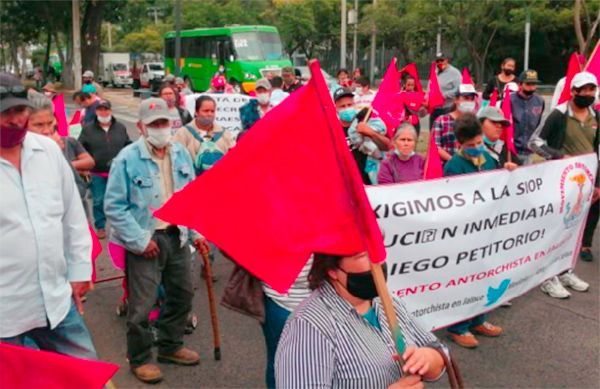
<box><xmin>175</xmin><ymin>77</ymin><xmax>184</xmax><ymax>84</ymax></box>
<box><xmin>0</xmin><ymin>72</ymin><xmax>32</xmax><ymax>112</ymax></box>
<box><xmin>519</xmin><ymin>69</ymin><xmax>541</xmax><ymax>84</ymax></box>
<box><xmin>139</xmin><ymin>98</ymin><xmax>171</xmax><ymax>124</ymax></box>
<box><xmin>96</xmin><ymin>100</ymin><xmax>112</xmax><ymax>110</ymax></box>
<box><xmin>477</xmin><ymin>106</ymin><xmax>509</xmax><ymax>126</ymax></box>
<box><xmin>82</xmin><ymin>70</ymin><xmax>94</xmax><ymax>78</ymax></box>
<box><xmin>457</xmin><ymin>83</ymin><xmax>477</xmax><ymax>96</ymax></box>
<box><xmin>333</xmin><ymin>87</ymin><xmax>354</xmax><ymax>102</ymax></box>
<box><xmin>164</xmin><ymin>74</ymin><xmax>176</xmax><ymax>83</ymax></box>
<box><xmin>571</xmin><ymin>71</ymin><xmax>598</xmax><ymax>89</ymax></box>
<box><xmin>255</xmin><ymin>78</ymin><xmax>272</xmax><ymax>91</ymax></box>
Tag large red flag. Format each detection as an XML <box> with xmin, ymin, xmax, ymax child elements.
<box><xmin>423</xmin><ymin>130</ymin><xmax>443</xmax><ymax>179</ymax></box>
<box><xmin>584</xmin><ymin>41</ymin><xmax>600</xmax><ymax>81</ymax></box>
<box><xmin>427</xmin><ymin>62</ymin><xmax>445</xmax><ymax>114</ymax></box>
<box><xmin>53</xmin><ymin>94</ymin><xmax>69</xmax><ymax>137</ymax></box>
<box><xmin>154</xmin><ymin>60</ymin><xmax>386</xmax><ymax>293</ymax></box>
<box><xmin>0</xmin><ymin>343</ymin><xmax>119</xmax><ymax>389</ymax></box>
<box><xmin>489</xmin><ymin>88</ymin><xmax>499</xmax><ymax>106</ymax></box>
<box><xmin>69</xmin><ymin>110</ymin><xmax>82</xmax><ymax>125</ymax></box>
<box><xmin>500</xmin><ymin>89</ymin><xmax>517</xmax><ymax>154</ymax></box>
<box><xmin>461</xmin><ymin>67</ymin><xmax>474</xmax><ymax>85</ymax></box>
<box><xmin>558</xmin><ymin>52</ymin><xmax>585</xmax><ymax>105</ymax></box>
<box><xmin>372</xmin><ymin>58</ymin><xmax>403</xmax><ymax>131</ymax></box>
<box><xmin>399</xmin><ymin>63</ymin><xmax>423</xmax><ymax>92</ymax></box>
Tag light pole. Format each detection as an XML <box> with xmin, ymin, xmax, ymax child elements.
<box><xmin>341</xmin><ymin>0</ymin><xmax>347</xmax><ymax>69</ymax></box>
<box><xmin>72</xmin><ymin>0</ymin><xmax>82</xmax><ymax>90</ymax></box>
<box><xmin>174</xmin><ymin>0</ymin><xmax>181</xmax><ymax>76</ymax></box>
<box><xmin>524</xmin><ymin>8</ymin><xmax>531</xmax><ymax>70</ymax></box>
<box><xmin>436</xmin><ymin>0</ymin><xmax>442</xmax><ymax>54</ymax></box>
<box><xmin>349</xmin><ymin>2</ymin><xmax>358</xmax><ymax>71</ymax></box>
<box><xmin>369</xmin><ymin>0</ymin><xmax>377</xmax><ymax>82</ymax></box>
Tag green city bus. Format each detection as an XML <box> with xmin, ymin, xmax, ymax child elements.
<box><xmin>164</xmin><ymin>25</ymin><xmax>292</xmax><ymax>93</ymax></box>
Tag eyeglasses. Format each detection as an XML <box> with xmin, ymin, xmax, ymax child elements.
<box><xmin>0</xmin><ymin>85</ymin><xmax>27</xmax><ymax>99</ymax></box>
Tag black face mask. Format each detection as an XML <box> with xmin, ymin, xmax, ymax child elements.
<box><xmin>338</xmin><ymin>263</ymin><xmax>387</xmax><ymax>300</ymax></box>
<box><xmin>502</xmin><ymin>69</ymin><xmax>514</xmax><ymax>76</ymax></box>
<box><xmin>573</xmin><ymin>95</ymin><xmax>595</xmax><ymax>108</ymax></box>
<box><xmin>522</xmin><ymin>89</ymin><xmax>535</xmax><ymax>96</ymax></box>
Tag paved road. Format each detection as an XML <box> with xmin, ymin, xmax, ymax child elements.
<box><xmin>82</xmin><ymin>88</ymin><xmax>598</xmax><ymax>388</ymax></box>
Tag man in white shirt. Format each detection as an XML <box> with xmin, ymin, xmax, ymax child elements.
<box><xmin>0</xmin><ymin>72</ymin><xmax>97</xmax><ymax>360</ymax></box>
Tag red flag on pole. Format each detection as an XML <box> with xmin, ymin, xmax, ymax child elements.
<box><xmin>461</xmin><ymin>68</ymin><xmax>474</xmax><ymax>85</ymax></box>
<box><xmin>500</xmin><ymin>89</ymin><xmax>517</xmax><ymax>155</ymax></box>
<box><xmin>489</xmin><ymin>88</ymin><xmax>499</xmax><ymax>107</ymax></box>
<box><xmin>427</xmin><ymin>62</ymin><xmax>445</xmax><ymax>114</ymax></box>
<box><xmin>69</xmin><ymin>110</ymin><xmax>82</xmax><ymax>125</ymax></box>
<box><xmin>399</xmin><ymin>63</ymin><xmax>423</xmax><ymax>92</ymax></box>
<box><xmin>154</xmin><ymin>60</ymin><xmax>386</xmax><ymax>293</ymax></box>
<box><xmin>0</xmin><ymin>343</ymin><xmax>119</xmax><ymax>389</ymax></box>
<box><xmin>584</xmin><ymin>41</ymin><xmax>600</xmax><ymax>80</ymax></box>
<box><xmin>423</xmin><ymin>131</ymin><xmax>443</xmax><ymax>180</ymax></box>
<box><xmin>372</xmin><ymin>58</ymin><xmax>404</xmax><ymax>131</ymax></box>
<box><xmin>52</xmin><ymin>94</ymin><xmax>69</xmax><ymax>137</ymax></box>
<box><xmin>558</xmin><ymin>52</ymin><xmax>586</xmax><ymax>105</ymax></box>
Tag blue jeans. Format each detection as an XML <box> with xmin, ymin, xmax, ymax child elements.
<box><xmin>260</xmin><ymin>296</ymin><xmax>291</xmax><ymax>389</ymax></box>
<box><xmin>89</xmin><ymin>175</ymin><xmax>108</xmax><ymax>230</ymax></box>
<box><xmin>447</xmin><ymin>314</ymin><xmax>487</xmax><ymax>335</ymax></box>
<box><xmin>0</xmin><ymin>301</ymin><xmax>98</xmax><ymax>360</ymax></box>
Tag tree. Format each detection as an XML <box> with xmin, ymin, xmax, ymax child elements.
<box><xmin>574</xmin><ymin>0</ymin><xmax>600</xmax><ymax>56</ymax></box>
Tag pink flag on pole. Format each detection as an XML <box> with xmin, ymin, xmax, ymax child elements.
<box><xmin>372</xmin><ymin>58</ymin><xmax>404</xmax><ymax>131</ymax></box>
<box><xmin>461</xmin><ymin>68</ymin><xmax>474</xmax><ymax>85</ymax></box>
<box><xmin>69</xmin><ymin>110</ymin><xmax>82</xmax><ymax>125</ymax></box>
<box><xmin>154</xmin><ymin>60</ymin><xmax>386</xmax><ymax>293</ymax></box>
<box><xmin>0</xmin><ymin>343</ymin><xmax>119</xmax><ymax>389</ymax></box>
<box><xmin>500</xmin><ymin>89</ymin><xmax>517</xmax><ymax>155</ymax></box>
<box><xmin>558</xmin><ymin>52</ymin><xmax>586</xmax><ymax>105</ymax></box>
<box><xmin>584</xmin><ymin>41</ymin><xmax>600</xmax><ymax>81</ymax></box>
<box><xmin>423</xmin><ymin>130</ymin><xmax>443</xmax><ymax>180</ymax></box>
<box><xmin>52</xmin><ymin>94</ymin><xmax>69</xmax><ymax>136</ymax></box>
<box><xmin>88</xmin><ymin>223</ymin><xmax>103</xmax><ymax>283</ymax></box>
<box><xmin>489</xmin><ymin>88</ymin><xmax>499</xmax><ymax>107</ymax></box>
<box><xmin>427</xmin><ymin>62</ymin><xmax>445</xmax><ymax>114</ymax></box>
<box><xmin>399</xmin><ymin>63</ymin><xmax>423</xmax><ymax>92</ymax></box>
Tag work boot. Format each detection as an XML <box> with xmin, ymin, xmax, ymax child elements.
<box><xmin>471</xmin><ymin>322</ymin><xmax>503</xmax><ymax>337</ymax></box>
<box><xmin>131</xmin><ymin>363</ymin><xmax>163</xmax><ymax>384</ymax></box>
<box><xmin>157</xmin><ymin>347</ymin><xmax>200</xmax><ymax>366</ymax></box>
<box><xmin>449</xmin><ymin>331</ymin><xmax>479</xmax><ymax>348</ymax></box>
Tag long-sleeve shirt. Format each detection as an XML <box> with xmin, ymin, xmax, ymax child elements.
<box><xmin>511</xmin><ymin>92</ymin><xmax>544</xmax><ymax>156</ymax></box>
<box><xmin>275</xmin><ymin>282</ymin><xmax>447</xmax><ymax>388</ymax></box>
<box><xmin>0</xmin><ymin>133</ymin><xmax>92</xmax><ymax>337</ymax></box>
<box><xmin>437</xmin><ymin>65</ymin><xmax>461</xmax><ymax>107</ymax></box>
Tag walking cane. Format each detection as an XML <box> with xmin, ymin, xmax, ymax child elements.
<box><xmin>199</xmin><ymin>242</ymin><xmax>222</xmax><ymax>360</ymax></box>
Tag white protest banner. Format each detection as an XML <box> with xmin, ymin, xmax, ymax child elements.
<box><xmin>366</xmin><ymin>154</ymin><xmax>598</xmax><ymax>330</ymax></box>
<box><xmin>185</xmin><ymin>93</ymin><xmax>253</xmax><ymax>139</ymax></box>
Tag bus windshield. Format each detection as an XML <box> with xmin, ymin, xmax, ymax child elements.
<box><xmin>232</xmin><ymin>31</ymin><xmax>285</xmax><ymax>61</ymax></box>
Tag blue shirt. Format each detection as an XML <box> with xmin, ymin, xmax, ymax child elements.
<box><xmin>104</xmin><ymin>138</ymin><xmax>198</xmax><ymax>253</ymax></box>
<box><xmin>0</xmin><ymin>133</ymin><xmax>92</xmax><ymax>337</ymax></box>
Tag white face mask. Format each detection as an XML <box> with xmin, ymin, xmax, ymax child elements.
<box><xmin>457</xmin><ymin>101</ymin><xmax>476</xmax><ymax>113</ymax></box>
<box><xmin>97</xmin><ymin>115</ymin><xmax>112</xmax><ymax>124</ymax></box>
<box><xmin>256</xmin><ymin>93</ymin><xmax>270</xmax><ymax>105</ymax></box>
<box><xmin>146</xmin><ymin>127</ymin><xmax>171</xmax><ymax>148</ymax></box>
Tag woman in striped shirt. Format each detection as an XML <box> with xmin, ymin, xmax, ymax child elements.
<box><xmin>275</xmin><ymin>252</ymin><xmax>448</xmax><ymax>389</ymax></box>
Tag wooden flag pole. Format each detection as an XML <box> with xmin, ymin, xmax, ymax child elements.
<box><xmin>200</xmin><ymin>242</ymin><xmax>221</xmax><ymax>361</ymax></box>
<box><xmin>308</xmin><ymin>58</ymin><xmax>406</xmax><ymax>368</ymax></box>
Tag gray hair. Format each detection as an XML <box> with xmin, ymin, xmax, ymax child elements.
<box><xmin>393</xmin><ymin>123</ymin><xmax>418</xmax><ymax>141</ymax></box>
<box><xmin>28</xmin><ymin>90</ymin><xmax>54</xmax><ymax>115</ymax></box>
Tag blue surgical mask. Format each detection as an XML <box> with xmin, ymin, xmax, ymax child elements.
<box><xmin>463</xmin><ymin>144</ymin><xmax>486</xmax><ymax>157</ymax></box>
<box><xmin>483</xmin><ymin>135</ymin><xmax>498</xmax><ymax>147</ymax></box>
<box><xmin>338</xmin><ymin>107</ymin><xmax>358</xmax><ymax>123</ymax></box>
<box><xmin>394</xmin><ymin>149</ymin><xmax>415</xmax><ymax>158</ymax></box>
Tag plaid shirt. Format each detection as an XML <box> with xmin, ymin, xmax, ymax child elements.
<box><xmin>433</xmin><ymin>114</ymin><xmax>460</xmax><ymax>156</ymax></box>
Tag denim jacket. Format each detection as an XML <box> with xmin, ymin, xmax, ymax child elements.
<box><xmin>104</xmin><ymin>138</ymin><xmax>197</xmax><ymax>253</ymax></box>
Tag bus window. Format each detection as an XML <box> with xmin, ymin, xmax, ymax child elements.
<box><xmin>232</xmin><ymin>31</ymin><xmax>285</xmax><ymax>61</ymax></box>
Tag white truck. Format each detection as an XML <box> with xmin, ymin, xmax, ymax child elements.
<box><xmin>99</xmin><ymin>52</ymin><xmax>133</xmax><ymax>88</ymax></box>
<box><xmin>140</xmin><ymin>62</ymin><xmax>165</xmax><ymax>90</ymax></box>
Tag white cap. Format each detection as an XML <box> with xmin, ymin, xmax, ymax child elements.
<box><xmin>571</xmin><ymin>71</ymin><xmax>598</xmax><ymax>89</ymax></box>
<box><xmin>83</xmin><ymin>70</ymin><xmax>94</xmax><ymax>78</ymax></box>
<box><xmin>458</xmin><ymin>83</ymin><xmax>477</xmax><ymax>96</ymax></box>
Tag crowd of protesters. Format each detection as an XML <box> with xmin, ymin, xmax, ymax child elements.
<box><xmin>0</xmin><ymin>46</ymin><xmax>598</xmax><ymax>389</ymax></box>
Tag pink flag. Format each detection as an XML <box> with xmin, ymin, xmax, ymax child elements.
<box><xmin>427</xmin><ymin>62</ymin><xmax>445</xmax><ymax>114</ymax></box>
<box><xmin>372</xmin><ymin>58</ymin><xmax>403</xmax><ymax>131</ymax></box>
<box><xmin>52</xmin><ymin>94</ymin><xmax>69</xmax><ymax>136</ymax></box>
<box><xmin>88</xmin><ymin>223</ymin><xmax>102</xmax><ymax>283</ymax></box>
<box><xmin>108</xmin><ymin>241</ymin><xmax>126</xmax><ymax>271</ymax></box>
<box><xmin>500</xmin><ymin>89</ymin><xmax>517</xmax><ymax>154</ymax></box>
<box><xmin>154</xmin><ymin>60</ymin><xmax>386</xmax><ymax>293</ymax></box>
<box><xmin>584</xmin><ymin>41</ymin><xmax>600</xmax><ymax>81</ymax></box>
<box><xmin>489</xmin><ymin>88</ymin><xmax>499</xmax><ymax>106</ymax></box>
<box><xmin>69</xmin><ymin>110</ymin><xmax>82</xmax><ymax>125</ymax></box>
<box><xmin>461</xmin><ymin>68</ymin><xmax>474</xmax><ymax>85</ymax></box>
<box><xmin>558</xmin><ymin>52</ymin><xmax>585</xmax><ymax>105</ymax></box>
<box><xmin>0</xmin><ymin>343</ymin><xmax>119</xmax><ymax>389</ymax></box>
<box><xmin>423</xmin><ymin>130</ymin><xmax>443</xmax><ymax>180</ymax></box>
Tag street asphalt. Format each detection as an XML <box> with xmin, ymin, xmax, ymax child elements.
<box><xmin>80</xmin><ymin>88</ymin><xmax>598</xmax><ymax>389</ymax></box>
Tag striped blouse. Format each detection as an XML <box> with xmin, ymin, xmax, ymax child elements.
<box><xmin>262</xmin><ymin>256</ymin><xmax>313</xmax><ymax>312</ymax></box>
<box><xmin>275</xmin><ymin>282</ymin><xmax>447</xmax><ymax>389</ymax></box>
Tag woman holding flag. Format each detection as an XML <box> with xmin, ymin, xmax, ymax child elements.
<box><xmin>275</xmin><ymin>252</ymin><xmax>448</xmax><ymax>388</ymax></box>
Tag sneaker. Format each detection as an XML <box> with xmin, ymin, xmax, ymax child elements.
<box><xmin>449</xmin><ymin>331</ymin><xmax>479</xmax><ymax>348</ymax></box>
<box><xmin>131</xmin><ymin>363</ymin><xmax>163</xmax><ymax>384</ymax></box>
<box><xmin>579</xmin><ymin>248</ymin><xmax>594</xmax><ymax>262</ymax></box>
<box><xmin>96</xmin><ymin>228</ymin><xmax>106</xmax><ymax>239</ymax></box>
<box><xmin>540</xmin><ymin>277</ymin><xmax>571</xmax><ymax>299</ymax></box>
<box><xmin>157</xmin><ymin>347</ymin><xmax>200</xmax><ymax>365</ymax></box>
<box><xmin>471</xmin><ymin>322</ymin><xmax>503</xmax><ymax>337</ymax></box>
<box><xmin>559</xmin><ymin>271</ymin><xmax>589</xmax><ymax>292</ymax></box>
